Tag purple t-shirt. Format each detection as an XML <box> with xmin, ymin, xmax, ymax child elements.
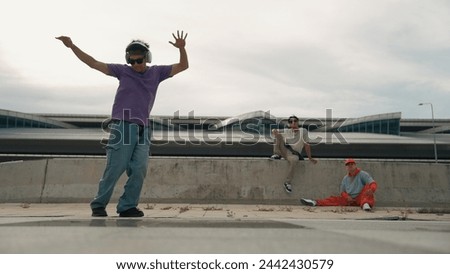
<box><xmin>107</xmin><ymin>64</ymin><xmax>172</xmax><ymax>126</ymax></box>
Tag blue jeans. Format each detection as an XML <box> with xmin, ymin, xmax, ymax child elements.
<box><xmin>90</xmin><ymin>120</ymin><xmax>150</xmax><ymax>213</ymax></box>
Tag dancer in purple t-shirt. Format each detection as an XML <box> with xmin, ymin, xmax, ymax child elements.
<box><xmin>56</xmin><ymin>31</ymin><xmax>189</xmax><ymax>217</ymax></box>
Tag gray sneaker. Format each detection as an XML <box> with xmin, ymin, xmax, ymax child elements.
<box><xmin>284</xmin><ymin>182</ymin><xmax>292</xmax><ymax>193</ymax></box>
<box><xmin>270</xmin><ymin>154</ymin><xmax>282</xmax><ymax>160</ymax></box>
<box><xmin>300</xmin><ymin>198</ymin><xmax>317</xmax><ymax>206</ymax></box>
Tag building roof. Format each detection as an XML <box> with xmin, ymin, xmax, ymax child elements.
<box><xmin>1</xmin><ymin>109</ymin><xmax>449</xmax><ymax>160</ymax></box>
<box><xmin>0</xmin><ymin>109</ymin><xmax>77</xmax><ymax>129</ymax></box>
<box><xmin>210</xmin><ymin>110</ymin><xmax>277</xmax><ymax>130</ymax></box>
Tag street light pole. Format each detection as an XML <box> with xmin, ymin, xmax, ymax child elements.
<box><xmin>419</xmin><ymin>103</ymin><xmax>438</xmax><ymax>163</ymax></box>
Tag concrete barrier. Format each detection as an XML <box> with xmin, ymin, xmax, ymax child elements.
<box><xmin>0</xmin><ymin>160</ymin><xmax>47</xmax><ymax>203</ymax></box>
<box><xmin>1</xmin><ymin>157</ymin><xmax>449</xmax><ymax>207</ymax></box>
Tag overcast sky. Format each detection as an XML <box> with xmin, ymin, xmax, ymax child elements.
<box><xmin>1</xmin><ymin>0</ymin><xmax>449</xmax><ymax>120</ymax></box>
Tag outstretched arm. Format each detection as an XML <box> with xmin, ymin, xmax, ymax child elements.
<box><xmin>168</xmin><ymin>30</ymin><xmax>189</xmax><ymax>76</ymax></box>
<box><xmin>55</xmin><ymin>36</ymin><xmax>110</xmax><ymax>75</ymax></box>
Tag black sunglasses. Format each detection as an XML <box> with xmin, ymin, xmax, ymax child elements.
<box><xmin>129</xmin><ymin>58</ymin><xmax>145</xmax><ymax>65</ymax></box>
<box><xmin>288</xmin><ymin>120</ymin><xmax>298</xmax><ymax>123</ymax></box>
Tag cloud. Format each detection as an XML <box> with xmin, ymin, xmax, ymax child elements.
<box><xmin>0</xmin><ymin>0</ymin><xmax>449</xmax><ymax>119</ymax></box>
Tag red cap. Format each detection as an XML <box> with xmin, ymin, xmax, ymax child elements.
<box><xmin>344</xmin><ymin>158</ymin><xmax>356</xmax><ymax>165</ymax></box>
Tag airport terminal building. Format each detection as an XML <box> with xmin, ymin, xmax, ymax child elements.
<box><xmin>1</xmin><ymin>108</ymin><xmax>449</xmax><ymax>162</ymax></box>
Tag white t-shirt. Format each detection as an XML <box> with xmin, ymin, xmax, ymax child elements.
<box><xmin>280</xmin><ymin>128</ymin><xmax>310</xmax><ymax>153</ymax></box>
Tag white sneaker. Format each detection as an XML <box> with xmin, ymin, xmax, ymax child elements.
<box><xmin>300</xmin><ymin>198</ymin><xmax>317</xmax><ymax>206</ymax></box>
<box><xmin>362</xmin><ymin>203</ymin><xmax>371</xmax><ymax>211</ymax></box>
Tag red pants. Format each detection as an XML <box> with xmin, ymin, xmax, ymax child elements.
<box><xmin>316</xmin><ymin>184</ymin><xmax>376</xmax><ymax>208</ymax></box>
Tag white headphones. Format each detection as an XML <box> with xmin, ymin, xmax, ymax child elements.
<box><xmin>125</xmin><ymin>40</ymin><xmax>152</xmax><ymax>63</ymax></box>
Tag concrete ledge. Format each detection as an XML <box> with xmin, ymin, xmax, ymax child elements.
<box><xmin>0</xmin><ymin>160</ymin><xmax>47</xmax><ymax>203</ymax></box>
<box><xmin>1</xmin><ymin>157</ymin><xmax>449</xmax><ymax>207</ymax></box>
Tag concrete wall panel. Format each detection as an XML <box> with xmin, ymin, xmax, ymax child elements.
<box><xmin>1</xmin><ymin>158</ymin><xmax>449</xmax><ymax>208</ymax></box>
<box><xmin>42</xmin><ymin>158</ymin><xmax>127</xmax><ymax>203</ymax></box>
<box><xmin>0</xmin><ymin>160</ymin><xmax>47</xmax><ymax>203</ymax></box>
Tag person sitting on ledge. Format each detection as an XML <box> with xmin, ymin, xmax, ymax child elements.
<box><xmin>270</xmin><ymin>115</ymin><xmax>317</xmax><ymax>193</ymax></box>
<box><xmin>300</xmin><ymin>158</ymin><xmax>377</xmax><ymax>211</ymax></box>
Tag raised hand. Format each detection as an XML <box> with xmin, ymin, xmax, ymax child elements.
<box><xmin>55</xmin><ymin>36</ymin><xmax>73</xmax><ymax>48</ymax></box>
<box><xmin>169</xmin><ymin>30</ymin><xmax>188</xmax><ymax>49</ymax></box>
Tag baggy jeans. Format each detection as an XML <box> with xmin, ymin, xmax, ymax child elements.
<box><xmin>90</xmin><ymin>120</ymin><xmax>150</xmax><ymax>213</ymax></box>
<box><xmin>273</xmin><ymin>134</ymin><xmax>301</xmax><ymax>182</ymax></box>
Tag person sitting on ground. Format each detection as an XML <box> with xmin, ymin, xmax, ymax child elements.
<box><xmin>300</xmin><ymin>158</ymin><xmax>377</xmax><ymax>211</ymax></box>
<box><xmin>270</xmin><ymin>115</ymin><xmax>317</xmax><ymax>193</ymax></box>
